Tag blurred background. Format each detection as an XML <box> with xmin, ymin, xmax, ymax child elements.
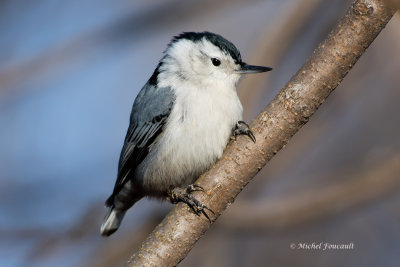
<box><xmin>1</xmin><ymin>0</ymin><xmax>400</xmax><ymax>266</ymax></box>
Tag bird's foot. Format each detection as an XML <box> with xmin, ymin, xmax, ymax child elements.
<box><xmin>232</xmin><ymin>120</ymin><xmax>256</xmax><ymax>143</ymax></box>
<box><xmin>168</xmin><ymin>184</ymin><xmax>214</xmax><ymax>222</ymax></box>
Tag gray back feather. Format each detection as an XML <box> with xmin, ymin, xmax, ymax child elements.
<box><xmin>106</xmin><ymin>83</ymin><xmax>174</xmax><ymax>206</ymax></box>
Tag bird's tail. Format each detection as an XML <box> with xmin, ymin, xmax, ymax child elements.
<box><xmin>100</xmin><ymin>208</ymin><xmax>126</xmax><ymax>237</ymax></box>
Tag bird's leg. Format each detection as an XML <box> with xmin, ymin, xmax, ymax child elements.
<box><xmin>168</xmin><ymin>184</ymin><xmax>214</xmax><ymax>222</ymax></box>
<box><xmin>232</xmin><ymin>120</ymin><xmax>256</xmax><ymax>143</ymax></box>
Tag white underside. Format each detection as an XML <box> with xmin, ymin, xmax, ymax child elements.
<box><xmin>138</xmin><ymin>80</ymin><xmax>242</xmax><ymax>194</ymax></box>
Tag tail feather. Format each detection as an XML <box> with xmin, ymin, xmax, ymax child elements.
<box><xmin>100</xmin><ymin>208</ymin><xmax>126</xmax><ymax>237</ymax></box>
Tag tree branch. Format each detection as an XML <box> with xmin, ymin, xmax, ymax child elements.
<box><xmin>239</xmin><ymin>0</ymin><xmax>325</xmax><ymax>117</ymax></box>
<box><xmin>128</xmin><ymin>0</ymin><xmax>396</xmax><ymax>266</ymax></box>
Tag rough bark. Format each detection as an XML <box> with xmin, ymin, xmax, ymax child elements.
<box><xmin>127</xmin><ymin>0</ymin><xmax>396</xmax><ymax>266</ymax></box>
<box><xmin>239</xmin><ymin>0</ymin><xmax>325</xmax><ymax>118</ymax></box>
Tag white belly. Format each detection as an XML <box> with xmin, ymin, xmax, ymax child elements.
<box><xmin>140</xmin><ymin>86</ymin><xmax>242</xmax><ymax>195</ymax></box>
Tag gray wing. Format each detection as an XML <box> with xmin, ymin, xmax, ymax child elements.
<box><xmin>106</xmin><ymin>84</ymin><xmax>174</xmax><ymax>206</ymax></box>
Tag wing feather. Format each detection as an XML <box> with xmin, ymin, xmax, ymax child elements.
<box><xmin>106</xmin><ymin>84</ymin><xmax>174</xmax><ymax>206</ymax></box>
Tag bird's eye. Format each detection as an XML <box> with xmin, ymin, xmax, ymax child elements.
<box><xmin>211</xmin><ymin>58</ymin><xmax>221</xmax><ymax>67</ymax></box>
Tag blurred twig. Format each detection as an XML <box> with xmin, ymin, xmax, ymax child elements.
<box><xmin>239</xmin><ymin>0</ymin><xmax>325</xmax><ymax>119</ymax></box>
<box><xmin>0</xmin><ymin>0</ymin><xmax>260</xmax><ymax>103</ymax></box>
<box><xmin>128</xmin><ymin>1</ymin><xmax>396</xmax><ymax>266</ymax></box>
<box><xmin>218</xmin><ymin>154</ymin><xmax>400</xmax><ymax>231</ymax></box>
<box><xmin>384</xmin><ymin>0</ymin><xmax>400</xmax><ymax>9</ymax></box>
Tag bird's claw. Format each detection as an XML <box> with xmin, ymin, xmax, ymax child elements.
<box><xmin>168</xmin><ymin>184</ymin><xmax>214</xmax><ymax>222</ymax></box>
<box><xmin>233</xmin><ymin>120</ymin><xmax>256</xmax><ymax>143</ymax></box>
<box><xmin>187</xmin><ymin>184</ymin><xmax>205</xmax><ymax>193</ymax></box>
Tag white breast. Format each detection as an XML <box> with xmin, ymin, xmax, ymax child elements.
<box><xmin>141</xmin><ymin>82</ymin><xmax>242</xmax><ymax>194</ymax></box>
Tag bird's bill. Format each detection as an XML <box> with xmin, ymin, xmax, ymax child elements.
<box><xmin>236</xmin><ymin>63</ymin><xmax>272</xmax><ymax>74</ymax></box>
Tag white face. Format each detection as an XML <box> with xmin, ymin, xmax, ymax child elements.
<box><xmin>159</xmin><ymin>38</ymin><xmax>242</xmax><ymax>89</ymax></box>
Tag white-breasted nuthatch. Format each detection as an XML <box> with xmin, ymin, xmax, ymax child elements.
<box><xmin>101</xmin><ymin>31</ymin><xmax>272</xmax><ymax>236</ymax></box>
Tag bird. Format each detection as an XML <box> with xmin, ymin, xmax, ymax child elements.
<box><xmin>100</xmin><ymin>31</ymin><xmax>272</xmax><ymax>236</ymax></box>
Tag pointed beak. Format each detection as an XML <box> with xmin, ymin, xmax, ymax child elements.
<box><xmin>236</xmin><ymin>63</ymin><xmax>272</xmax><ymax>74</ymax></box>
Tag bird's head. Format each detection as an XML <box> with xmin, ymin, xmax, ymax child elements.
<box><xmin>154</xmin><ymin>32</ymin><xmax>272</xmax><ymax>89</ymax></box>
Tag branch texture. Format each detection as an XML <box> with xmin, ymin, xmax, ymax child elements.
<box><xmin>128</xmin><ymin>0</ymin><xmax>396</xmax><ymax>266</ymax></box>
